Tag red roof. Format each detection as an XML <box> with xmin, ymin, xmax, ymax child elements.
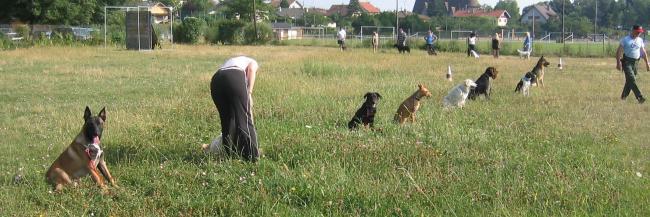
<box><xmin>360</xmin><ymin>2</ymin><xmax>380</xmax><ymax>13</ymax></box>
<box><xmin>453</xmin><ymin>9</ymin><xmax>511</xmax><ymax>19</ymax></box>
<box><xmin>327</xmin><ymin>5</ymin><xmax>349</xmax><ymax>16</ymax></box>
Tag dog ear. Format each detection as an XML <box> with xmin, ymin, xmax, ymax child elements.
<box><xmin>84</xmin><ymin>106</ymin><xmax>92</xmax><ymax>120</ymax></box>
<box><xmin>364</xmin><ymin>92</ymin><xmax>371</xmax><ymax>99</ymax></box>
<box><xmin>98</xmin><ymin>107</ymin><xmax>107</xmax><ymax>121</ymax></box>
<box><xmin>418</xmin><ymin>84</ymin><xmax>423</xmax><ymax>89</ymax></box>
<box><xmin>376</xmin><ymin>92</ymin><xmax>382</xmax><ymax>99</ymax></box>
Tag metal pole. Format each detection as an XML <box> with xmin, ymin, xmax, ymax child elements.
<box><xmin>594</xmin><ymin>0</ymin><xmax>598</xmax><ymax>37</ymax></box>
<box><xmin>104</xmin><ymin>7</ymin><xmax>107</xmax><ymax>48</ymax></box>
<box><xmin>562</xmin><ymin>0</ymin><xmax>565</xmax><ymax>53</ymax></box>
<box><xmin>253</xmin><ymin>0</ymin><xmax>258</xmax><ymax>42</ymax></box>
<box><xmin>561</xmin><ymin>0</ymin><xmax>566</xmax><ymax>54</ymax></box>
<box><xmin>170</xmin><ymin>7</ymin><xmax>174</xmax><ymax>48</ymax></box>
<box><xmin>396</xmin><ymin>0</ymin><xmax>399</xmax><ymax>39</ymax></box>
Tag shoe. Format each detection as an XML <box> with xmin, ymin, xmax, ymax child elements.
<box><xmin>621</xmin><ymin>96</ymin><xmax>627</xmax><ymax>101</ymax></box>
<box><xmin>639</xmin><ymin>98</ymin><xmax>646</xmax><ymax>104</ymax></box>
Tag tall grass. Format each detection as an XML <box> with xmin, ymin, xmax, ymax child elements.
<box><xmin>0</xmin><ymin>46</ymin><xmax>648</xmax><ymax>216</ymax></box>
<box><xmin>275</xmin><ymin>38</ymin><xmax>618</xmax><ymax>58</ymax></box>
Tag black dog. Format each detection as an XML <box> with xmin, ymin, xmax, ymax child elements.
<box><xmin>515</xmin><ymin>72</ymin><xmax>536</xmax><ymax>92</ymax></box>
<box><xmin>394</xmin><ymin>44</ymin><xmax>411</xmax><ymax>53</ymax></box>
<box><xmin>469</xmin><ymin>67</ymin><xmax>498</xmax><ymax>100</ymax></box>
<box><xmin>348</xmin><ymin>92</ymin><xmax>382</xmax><ymax>129</ymax></box>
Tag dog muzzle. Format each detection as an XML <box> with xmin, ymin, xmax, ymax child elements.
<box><xmin>85</xmin><ymin>137</ymin><xmax>103</xmax><ymax>168</ymax></box>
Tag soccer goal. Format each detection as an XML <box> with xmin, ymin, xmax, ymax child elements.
<box><xmin>103</xmin><ymin>6</ymin><xmax>174</xmax><ymax>50</ymax></box>
<box><xmin>449</xmin><ymin>30</ymin><xmax>474</xmax><ymax>40</ymax></box>
<box><xmin>302</xmin><ymin>27</ymin><xmax>325</xmax><ymax>39</ymax></box>
<box><xmin>360</xmin><ymin>26</ymin><xmax>395</xmax><ymax>40</ymax></box>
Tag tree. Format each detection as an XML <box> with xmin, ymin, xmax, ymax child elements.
<box><xmin>348</xmin><ymin>0</ymin><xmax>363</xmax><ymax>14</ymax></box>
<box><xmin>222</xmin><ymin>0</ymin><xmax>274</xmax><ymax>21</ymax></box>
<box><xmin>180</xmin><ymin>0</ymin><xmax>214</xmax><ymax>17</ymax></box>
<box><xmin>427</xmin><ymin>0</ymin><xmax>448</xmax><ymax>17</ymax></box>
<box><xmin>494</xmin><ymin>0</ymin><xmax>520</xmax><ymax>20</ymax></box>
<box><xmin>279</xmin><ymin>0</ymin><xmax>289</xmax><ymax>8</ymax></box>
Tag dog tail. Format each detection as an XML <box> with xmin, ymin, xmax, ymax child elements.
<box><xmin>514</xmin><ymin>81</ymin><xmax>523</xmax><ymax>92</ymax></box>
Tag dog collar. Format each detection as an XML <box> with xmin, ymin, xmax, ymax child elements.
<box><xmin>414</xmin><ymin>95</ymin><xmax>422</xmax><ymax>101</ymax></box>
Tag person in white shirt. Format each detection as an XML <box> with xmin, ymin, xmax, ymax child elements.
<box><xmin>616</xmin><ymin>25</ymin><xmax>650</xmax><ymax>104</ymax></box>
<box><xmin>467</xmin><ymin>32</ymin><xmax>477</xmax><ymax>57</ymax></box>
<box><xmin>337</xmin><ymin>28</ymin><xmax>347</xmax><ymax>51</ymax></box>
<box><xmin>210</xmin><ymin>56</ymin><xmax>260</xmax><ymax>161</ymax></box>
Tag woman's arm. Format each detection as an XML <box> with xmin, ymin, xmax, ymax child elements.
<box><xmin>246</xmin><ymin>61</ymin><xmax>259</xmax><ymax>94</ymax></box>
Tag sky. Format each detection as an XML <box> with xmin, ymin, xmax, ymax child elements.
<box><xmin>304</xmin><ymin>0</ymin><xmax>544</xmax><ymax>13</ymax></box>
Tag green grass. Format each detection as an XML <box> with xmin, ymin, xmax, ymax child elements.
<box><xmin>0</xmin><ymin>45</ymin><xmax>648</xmax><ymax>216</ymax></box>
<box><xmin>275</xmin><ymin>38</ymin><xmax>619</xmax><ymax>58</ymax></box>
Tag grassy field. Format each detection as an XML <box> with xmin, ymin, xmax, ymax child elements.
<box><xmin>1</xmin><ymin>45</ymin><xmax>649</xmax><ymax>216</ymax></box>
<box><xmin>275</xmin><ymin>38</ymin><xmax>619</xmax><ymax>58</ymax></box>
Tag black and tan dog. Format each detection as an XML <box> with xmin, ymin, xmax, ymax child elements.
<box><xmin>394</xmin><ymin>44</ymin><xmax>411</xmax><ymax>53</ymax></box>
<box><xmin>468</xmin><ymin>67</ymin><xmax>498</xmax><ymax>100</ymax></box>
<box><xmin>515</xmin><ymin>56</ymin><xmax>550</xmax><ymax>91</ymax></box>
<box><xmin>46</xmin><ymin>106</ymin><xmax>115</xmax><ymax>191</ymax></box>
<box><xmin>394</xmin><ymin>84</ymin><xmax>432</xmax><ymax>124</ymax></box>
<box><xmin>529</xmin><ymin>56</ymin><xmax>550</xmax><ymax>87</ymax></box>
<box><xmin>348</xmin><ymin>92</ymin><xmax>382</xmax><ymax>130</ymax></box>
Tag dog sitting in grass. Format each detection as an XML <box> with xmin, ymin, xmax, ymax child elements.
<box><xmin>468</xmin><ymin>67</ymin><xmax>498</xmax><ymax>100</ymax></box>
<box><xmin>45</xmin><ymin>107</ymin><xmax>115</xmax><ymax>192</ymax></box>
<box><xmin>394</xmin><ymin>84</ymin><xmax>432</xmax><ymax>124</ymax></box>
<box><xmin>443</xmin><ymin>79</ymin><xmax>477</xmax><ymax>109</ymax></box>
<box><xmin>348</xmin><ymin>92</ymin><xmax>382</xmax><ymax>130</ymax></box>
<box><xmin>515</xmin><ymin>56</ymin><xmax>550</xmax><ymax>90</ymax></box>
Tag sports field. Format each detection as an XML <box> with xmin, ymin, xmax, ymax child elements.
<box><xmin>0</xmin><ymin>45</ymin><xmax>648</xmax><ymax>216</ymax></box>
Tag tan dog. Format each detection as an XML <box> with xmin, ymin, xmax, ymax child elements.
<box><xmin>45</xmin><ymin>107</ymin><xmax>115</xmax><ymax>191</ymax></box>
<box><xmin>394</xmin><ymin>84</ymin><xmax>432</xmax><ymax>124</ymax></box>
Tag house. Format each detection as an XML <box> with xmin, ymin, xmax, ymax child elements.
<box><xmin>521</xmin><ymin>3</ymin><xmax>557</xmax><ymax>24</ymax></box>
<box><xmin>134</xmin><ymin>2</ymin><xmax>172</xmax><ymax>24</ymax></box>
<box><xmin>453</xmin><ymin>9</ymin><xmax>511</xmax><ymax>27</ymax></box>
<box><xmin>271</xmin><ymin>22</ymin><xmax>303</xmax><ymax>40</ymax></box>
<box><xmin>359</xmin><ymin>0</ymin><xmax>381</xmax><ymax>14</ymax></box>
<box><xmin>413</xmin><ymin>0</ymin><xmax>481</xmax><ymax>16</ymax></box>
<box><xmin>326</xmin><ymin>0</ymin><xmax>381</xmax><ymax>16</ymax></box>
<box><xmin>270</xmin><ymin>0</ymin><xmax>303</xmax><ymax>9</ymax></box>
<box><xmin>277</xmin><ymin>8</ymin><xmax>305</xmax><ymax>19</ymax></box>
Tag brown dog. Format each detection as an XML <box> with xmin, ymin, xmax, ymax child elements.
<box><xmin>531</xmin><ymin>56</ymin><xmax>550</xmax><ymax>87</ymax></box>
<box><xmin>394</xmin><ymin>84</ymin><xmax>432</xmax><ymax>124</ymax></box>
<box><xmin>45</xmin><ymin>106</ymin><xmax>115</xmax><ymax>191</ymax></box>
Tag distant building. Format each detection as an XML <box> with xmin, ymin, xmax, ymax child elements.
<box><xmin>521</xmin><ymin>3</ymin><xmax>557</xmax><ymax>24</ymax></box>
<box><xmin>269</xmin><ymin>0</ymin><xmax>303</xmax><ymax>9</ymax></box>
<box><xmin>453</xmin><ymin>9</ymin><xmax>511</xmax><ymax>27</ymax></box>
<box><xmin>326</xmin><ymin>0</ymin><xmax>380</xmax><ymax>16</ymax></box>
<box><xmin>413</xmin><ymin>0</ymin><xmax>481</xmax><ymax>16</ymax></box>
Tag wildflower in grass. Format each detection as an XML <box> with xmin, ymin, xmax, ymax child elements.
<box><xmin>636</xmin><ymin>172</ymin><xmax>642</xmax><ymax>177</ymax></box>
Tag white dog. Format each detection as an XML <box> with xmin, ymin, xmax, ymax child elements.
<box><xmin>520</xmin><ymin>76</ymin><xmax>532</xmax><ymax>96</ymax></box>
<box><xmin>517</xmin><ymin>49</ymin><xmax>531</xmax><ymax>59</ymax></box>
<box><xmin>443</xmin><ymin>79</ymin><xmax>477</xmax><ymax>108</ymax></box>
<box><xmin>201</xmin><ymin>134</ymin><xmax>223</xmax><ymax>154</ymax></box>
<box><xmin>470</xmin><ymin>50</ymin><xmax>480</xmax><ymax>58</ymax></box>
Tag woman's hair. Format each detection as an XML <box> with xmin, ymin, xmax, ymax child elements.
<box><xmin>470</xmin><ymin>32</ymin><xmax>476</xmax><ymax>37</ymax></box>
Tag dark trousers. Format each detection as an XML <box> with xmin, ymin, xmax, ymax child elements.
<box><xmin>621</xmin><ymin>56</ymin><xmax>643</xmax><ymax>100</ymax></box>
<box><xmin>210</xmin><ymin>69</ymin><xmax>259</xmax><ymax>162</ymax></box>
<box><xmin>467</xmin><ymin>44</ymin><xmax>476</xmax><ymax>56</ymax></box>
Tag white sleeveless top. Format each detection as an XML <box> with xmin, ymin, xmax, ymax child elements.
<box><xmin>219</xmin><ymin>56</ymin><xmax>257</xmax><ymax>71</ymax></box>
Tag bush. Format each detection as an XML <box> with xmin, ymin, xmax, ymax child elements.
<box><xmin>15</xmin><ymin>25</ymin><xmax>30</xmax><ymax>40</ymax></box>
<box><xmin>243</xmin><ymin>22</ymin><xmax>273</xmax><ymax>45</ymax></box>
<box><xmin>208</xmin><ymin>19</ymin><xmax>246</xmax><ymax>45</ymax></box>
<box><xmin>0</xmin><ymin>32</ymin><xmax>15</xmax><ymax>50</ymax></box>
<box><xmin>173</xmin><ymin>17</ymin><xmax>205</xmax><ymax>44</ymax></box>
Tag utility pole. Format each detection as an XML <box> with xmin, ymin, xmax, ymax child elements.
<box><xmin>396</xmin><ymin>0</ymin><xmax>399</xmax><ymax>39</ymax></box>
<box><xmin>594</xmin><ymin>0</ymin><xmax>598</xmax><ymax>38</ymax></box>
<box><xmin>253</xmin><ymin>0</ymin><xmax>258</xmax><ymax>42</ymax></box>
<box><xmin>562</xmin><ymin>0</ymin><xmax>565</xmax><ymax>52</ymax></box>
<box><xmin>561</xmin><ymin>0</ymin><xmax>566</xmax><ymax>47</ymax></box>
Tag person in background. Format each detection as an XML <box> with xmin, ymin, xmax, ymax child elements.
<box><xmin>616</xmin><ymin>25</ymin><xmax>649</xmax><ymax>104</ymax></box>
<box><xmin>337</xmin><ymin>28</ymin><xmax>347</xmax><ymax>51</ymax></box>
<box><xmin>210</xmin><ymin>56</ymin><xmax>260</xmax><ymax>161</ymax></box>
<box><xmin>492</xmin><ymin>33</ymin><xmax>501</xmax><ymax>58</ymax></box>
<box><xmin>397</xmin><ymin>28</ymin><xmax>407</xmax><ymax>48</ymax></box>
<box><xmin>372</xmin><ymin>31</ymin><xmax>379</xmax><ymax>53</ymax></box>
<box><xmin>424</xmin><ymin>30</ymin><xmax>438</xmax><ymax>55</ymax></box>
<box><xmin>467</xmin><ymin>32</ymin><xmax>478</xmax><ymax>57</ymax></box>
